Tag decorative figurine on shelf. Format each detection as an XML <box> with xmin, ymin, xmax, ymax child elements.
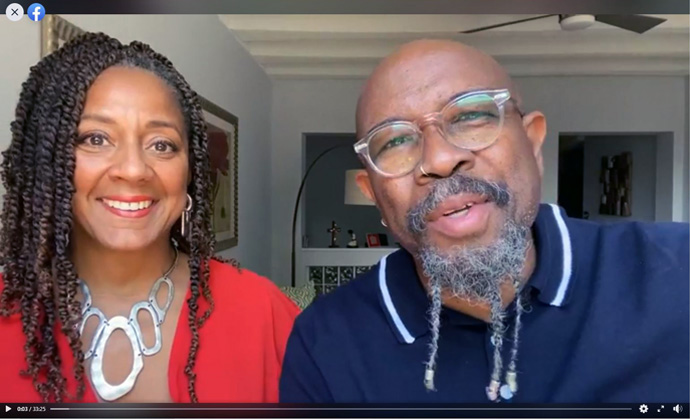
<box><xmin>347</xmin><ymin>230</ymin><xmax>359</xmax><ymax>248</ymax></box>
<box><xmin>327</xmin><ymin>220</ymin><xmax>341</xmax><ymax>248</ymax></box>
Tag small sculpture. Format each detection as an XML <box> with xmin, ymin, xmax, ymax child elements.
<box><xmin>346</xmin><ymin>229</ymin><xmax>358</xmax><ymax>248</ymax></box>
<box><xmin>327</xmin><ymin>221</ymin><xmax>341</xmax><ymax>248</ymax></box>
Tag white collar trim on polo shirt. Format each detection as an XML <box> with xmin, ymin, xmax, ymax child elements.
<box><xmin>378</xmin><ymin>254</ymin><xmax>416</xmax><ymax>344</ymax></box>
<box><xmin>546</xmin><ymin>203</ymin><xmax>573</xmax><ymax>307</ymax></box>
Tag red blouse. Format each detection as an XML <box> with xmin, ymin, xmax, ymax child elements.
<box><xmin>0</xmin><ymin>259</ymin><xmax>300</xmax><ymax>402</ymax></box>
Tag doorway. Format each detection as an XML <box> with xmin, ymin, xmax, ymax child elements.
<box><xmin>558</xmin><ymin>136</ymin><xmax>585</xmax><ymax>219</ymax></box>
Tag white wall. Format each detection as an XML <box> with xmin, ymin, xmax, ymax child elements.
<box><xmin>271</xmin><ymin>76</ymin><xmax>690</xmax><ymax>286</ymax></box>
<box><xmin>683</xmin><ymin>77</ymin><xmax>690</xmax><ymax>225</ymax></box>
<box><xmin>0</xmin><ymin>16</ymin><xmax>273</xmax><ymax>276</ymax></box>
<box><xmin>656</xmin><ymin>132</ymin><xmax>676</xmax><ymax>221</ymax></box>
<box><xmin>0</xmin><ymin>20</ymin><xmax>41</xmax><ymax>177</ymax></box>
<box><xmin>582</xmin><ymin>135</ymin><xmax>657</xmax><ymax>223</ymax></box>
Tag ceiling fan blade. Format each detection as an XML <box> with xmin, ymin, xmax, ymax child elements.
<box><xmin>460</xmin><ymin>14</ymin><xmax>556</xmax><ymax>34</ymax></box>
<box><xmin>594</xmin><ymin>14</ymin><xmax>667</xmax><ymax>34</ymax></box>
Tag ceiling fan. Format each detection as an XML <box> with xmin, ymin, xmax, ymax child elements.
<box><xmin>460</xmin><ymin>14</ymin><xmax>667</xmax><ymax>34</ymax></box>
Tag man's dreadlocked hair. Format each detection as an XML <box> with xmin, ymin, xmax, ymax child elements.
<box><xmin>0</xmin><ymin>32</ymin><xmax>234</xmax><ymax>402</ymax></box>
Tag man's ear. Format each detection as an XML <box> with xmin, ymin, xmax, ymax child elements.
<box><xmin>522</xmin><ymin>111</ymin><xmax>547</xmax><ymax>178</ymax></box>
<box><xmin>355</xmin><ymin>170</ymin><xmax>376</xmax><ymax>204</ymax></box>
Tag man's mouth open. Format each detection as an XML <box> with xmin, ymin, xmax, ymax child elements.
<box><xmin>426</xmin><ymin>194</ymin><xmax>494</xmax><ymax>239</ymax></box>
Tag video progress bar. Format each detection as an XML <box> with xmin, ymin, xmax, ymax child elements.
<box><xmin>51</xmin><ymin>407</ymin><xmax>632</xmax><ymax>411</ymax></box>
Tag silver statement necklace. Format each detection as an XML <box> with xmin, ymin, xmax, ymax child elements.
<box><xmin>78</xmin><ymin>248</ymin><xmax>179</xmax><ymax>402</ymax></box>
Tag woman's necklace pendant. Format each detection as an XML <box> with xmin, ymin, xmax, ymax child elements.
<box><xmin>78</xmin><ymin>249</ymin><xmax>178</xmax><ymax>401</ymax></box>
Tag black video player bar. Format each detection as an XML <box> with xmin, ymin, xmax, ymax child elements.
<box><xmin>2</xmin><ymin>403</ymin><xmax>688</xmax><ymax>418</ymax></box>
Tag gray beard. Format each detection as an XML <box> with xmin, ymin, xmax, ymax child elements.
<box><xmin>418</xmin><ymin>218</ymin><xmax>530</xmax><ymax>306</ymax></box>
<box><xmin>406</xmin><ymin>171</ymin><xmax>531</xmax><ymax>306</ymax></box>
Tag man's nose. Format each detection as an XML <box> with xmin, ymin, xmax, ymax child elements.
<box><xmin>417</xmin><ymin>125</ymin><xmax>475</xmax><ymax>179</ymax></box>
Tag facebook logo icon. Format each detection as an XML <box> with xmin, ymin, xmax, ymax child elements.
<box><xmin>27</xmin><ymin>3</ymin><xmax>44</xmax><ymax>22</ymax></box>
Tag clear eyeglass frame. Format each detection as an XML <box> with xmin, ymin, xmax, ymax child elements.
<box><xmin>353</xmin><ymin>88</ymin><xmax>514</xmax><ymax>178</ymax></box>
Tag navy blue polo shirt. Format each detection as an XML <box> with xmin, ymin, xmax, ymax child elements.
<box><xmin>280</xmin><ymin>204</ymin><xmax>689</xmax><ymax>403</ymax></box>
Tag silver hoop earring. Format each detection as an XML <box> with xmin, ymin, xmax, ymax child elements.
<box><xmin>181</xmin><ymin>194</ymin><xmax>193</xmax><ymax>238</ymax></box>
<box><xmin>381</xmin><ymin>219</ymin><xmax>388</xmax><ymax>228</ymax></box>
<box><xmin>420</xmin><ymin>165</ymin><xmax>430</xmax><ymax>177</ymax></box>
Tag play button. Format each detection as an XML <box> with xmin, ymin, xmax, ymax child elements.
<box><xmin>4</xmin><ymin>406</ymin><xmax>10</xmax><ymax>412</ymax></box>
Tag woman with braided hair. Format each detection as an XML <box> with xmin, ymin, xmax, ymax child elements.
<box><xmin>0</xmin><ymin>32</ymin><xmax>299</xmax><ymax>403</ymax></box>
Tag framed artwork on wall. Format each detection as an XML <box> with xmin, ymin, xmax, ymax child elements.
<box><xmin>199</xmin><ymin>97</ymin><xmax>239</xmax><ymax>250</ymax></box>
<box><xmin>41</xmin><ymin>15</ymin><xmax>84</xmax><ymax>57</ymax></box>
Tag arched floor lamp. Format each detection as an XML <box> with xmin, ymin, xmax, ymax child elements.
<box><xmin>290</xmin><ymin>144</ymin><xmax>352</xmax><ymax>287</ymax></box>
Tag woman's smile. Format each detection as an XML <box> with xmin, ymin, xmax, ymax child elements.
<box><xmin>98</xmin><ymin>196</ymin><xmax>158</xmax><ymax>219</ymax></box>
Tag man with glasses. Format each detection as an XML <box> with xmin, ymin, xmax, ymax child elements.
<box><xmin>280</xmin><ymin>40</ymin><xmax>688</xmax><ymax>403</ymax></box>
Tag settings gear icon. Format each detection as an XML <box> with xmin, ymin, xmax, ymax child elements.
<box><xmin>639</xmin><ymin>404</ymin><xmax>649</xmax><ymax>414</ymax></box>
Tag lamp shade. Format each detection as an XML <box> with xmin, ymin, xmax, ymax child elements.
<box><xmin>344</xmin><ymin>169</ymin><xmax>375</xmax><ymax>206</ymax></box>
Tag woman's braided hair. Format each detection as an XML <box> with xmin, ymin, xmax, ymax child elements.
<box><xmin>0</xmin><ymin>32</ymin><xmax>232</xmax><ymax>402</ymax></box>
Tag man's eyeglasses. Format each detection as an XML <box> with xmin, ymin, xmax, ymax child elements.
<box><xmin>354</xmin><ymin>89</ymin><xmax>520</xmax><ymax>178</ymax></box>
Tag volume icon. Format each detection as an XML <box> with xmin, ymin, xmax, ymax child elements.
<box><xmin>673</xmin><ymin>404</ymin><xmax>683</xmax><ymax>413</ymax></box>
